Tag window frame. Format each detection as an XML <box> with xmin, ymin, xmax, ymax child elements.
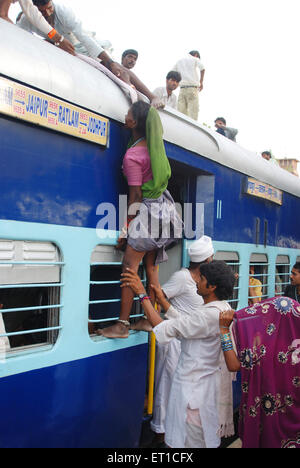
<box><xmin>88</xmin><ymin>245</ymin><xmax>146</xmax><ymax>338</ymax></box>
<box><xmin>275</xmin><ymin>255</ymin><xmax>290</xmax><ymax>296</ymax></box>
<box><xmin>249</xmin><ymin>253</ymin><xmax>269</xmax><ymax>303</ymax></box>
<box><xmin>214</xmin><ymin>251</ymin><xmax>241</xmax><ymax>309</ymax></box>
<box><xmin>0</xmin><ymin>240</ymin><xmax>63</xmax><ymax>357</ymax></box>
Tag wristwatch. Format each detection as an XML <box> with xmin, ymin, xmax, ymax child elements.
<box><xmin>55</xmin><ymin>35</ymin><xmax>64</xmax><ymax>46</ymax></box>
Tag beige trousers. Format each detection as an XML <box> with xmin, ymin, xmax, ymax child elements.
<box><xmin>178</xmin><ymin>87</ymin><xmax>199</xmax><ymax>121</ymax></box>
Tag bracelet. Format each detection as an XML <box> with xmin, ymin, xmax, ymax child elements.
<box><xmin>117</xmin><ymin>319</ymin><xmax>130</xmax><ymax>327</ymax></box>
<box><xmin>140</xmin><ymin>296</ymin><xmax>151</xmax><ymax>304</ymax></box>
<box><xmin>55</xmin><ymin>35</ymin><xmax>64</xmax><ymax>46</ymax></box>
<box><xmin>220</xmin><ymin>332</ymin><xmax>231</xmax><ymax>342</ymax></box>
<box><xmin>220</xmin><ymin>332</ymin><xmax>233</xmax><ymax>352</ymax></box>
<box><xmin>48</xmin><ymin>28</ymin><xmax>57</xmax><ymax>40</ymax></box>
<box><xmin>222</xmin><ymin>342</ymin><xmax>234</xmax><ymax>352</ymax></box>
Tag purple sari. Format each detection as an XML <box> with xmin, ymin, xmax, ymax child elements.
<box><xmin>234</xmin><ymin>297</ymin><xmax>300</xmax><ymax>448</ymax></box>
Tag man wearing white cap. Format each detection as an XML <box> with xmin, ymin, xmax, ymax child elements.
<box><xmin>150</xmin><ymin>236</ymin><xmax>214</xmax><ymax>446</ymax></box>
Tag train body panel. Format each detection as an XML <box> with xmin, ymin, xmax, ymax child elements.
<box><xmin>0</xmin><ymin>20</ymin><xmax>300</xmax><ymax>448</ymax></box>
<box><xmin>0</xmin><ymin>346</ymin><xmax>148</xmax><ymax>448</ymax></box>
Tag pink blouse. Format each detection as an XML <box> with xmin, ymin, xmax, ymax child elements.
<box><xmin>123</xmin><ymin>146</ymin><xmax>153</xmax><ymax>186</ymax></box>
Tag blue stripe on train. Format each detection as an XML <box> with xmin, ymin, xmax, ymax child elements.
<box><xmin>0</xmin><ymin>344</ymin><xmax>148</xmax><ymax>448</ymax></box>
<box><xmin>1</xmin><ymin>116</ymin><xmax>300</xmax><ymax>248</ymax></box>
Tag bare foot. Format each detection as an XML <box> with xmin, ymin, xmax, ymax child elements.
<box><xmin>96</xmin><ymin>322</ymin><xmax>129</xmax><ymax>339</ymax></box>
<box><xmin>130</xmin><ymin>318</ymin><xmax>152</xmax><ymax>332</ymax></box>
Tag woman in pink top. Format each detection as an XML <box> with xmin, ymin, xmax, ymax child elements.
<box><xmin>98</xmin><ymin>101</ymin><xmax>182</xmax><ymax>339</ymax></box>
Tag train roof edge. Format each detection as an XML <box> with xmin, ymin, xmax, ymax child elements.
<box><xmin>1</xmin><ymin>19</ymin><xmax>300</xmax><ymax>198</ymax></box>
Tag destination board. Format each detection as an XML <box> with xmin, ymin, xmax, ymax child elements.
<box><xmin>0</xmin><ymin>77</ymin><xmax>108</xmax><ymax>146</ymax></box>
<box><xmin>246</xmin><ymin>177</ymin><xmax>283</xmax><ymax>205</ymax></box>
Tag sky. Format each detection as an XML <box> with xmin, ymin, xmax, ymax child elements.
<box><xmin>9</xmin><ymin>0</ymin><xmax>300</xmax><ymax>165</ymax></box>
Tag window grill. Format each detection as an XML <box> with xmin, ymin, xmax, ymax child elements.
<box><xmin>88</xmin><ymin>245</ymin><xmax>145</xmax><ymax>336</ymax></box>
<box><xmin>0</xmin><ymin>240</ymin><xmax>63</xmax><ymax>355</ymax></box>
<box><xmin>249</xmin><ymin>254</ymin><xmax>269</xmax><ymax>304</ymax></box>
<box><xmin>275</xmin><ymin>255</ymin><xmax>290</xmax><ymax>296</ymax></box>
<box><xmin>214</xmin><ymin>251</ymin><xmax>240</xmax><ymax>309</ymax></box>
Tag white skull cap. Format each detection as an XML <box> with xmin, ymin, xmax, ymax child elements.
<box><xmin>188</xmin><ymin>236</ymin><xmax>214</xmax><ymax>263</ymax></box>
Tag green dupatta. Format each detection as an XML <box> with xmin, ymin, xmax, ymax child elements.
<box><xmin>128</xmin><ymin>107</ymin><xmax>171</xmax><ymax>199</ymax></box>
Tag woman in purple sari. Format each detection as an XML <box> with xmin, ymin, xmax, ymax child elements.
<box><xmin>220</xmin><ymin>296</ymin><xmax>300</xmax><ymax>448</ymax></box>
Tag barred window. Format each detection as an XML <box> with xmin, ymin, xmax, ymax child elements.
<box><xmin>249</xmin><ymin>253</ymin><xmax>269</xmax><ymax>304</ymax></box>
<box><xmin>275</xmin><ymin>255</ymin><xmax>290</xmax><ymax>296</ymax></box>
<box><xmin>0</xmin><ymin>240</ymin><xmax>62</xmax><ymax>356</ymax></box>
<box><xmin>88</xmin><ymin>245</ymin><xmax>145</xmax><ymax>338</ymax></box>
<box><xmin>214</xmin><ymin>251</ymin><xmax>240</xmax><ymax>309</ymax></box>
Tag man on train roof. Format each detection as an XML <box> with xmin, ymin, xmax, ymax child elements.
<box><xmin>214</xmin><ymin>117</ymin><xmax>238</xmax><ymax>142</ymax></box>
<box><xmin>122</xmin><ymin>49</ymin><xmax>138</xmax><ymax>70</ymax></box>
<box><xmin>153</xmin><ymin>70</ymin><xmax>182</xmax><ymax>109</ymax></box>
<box><xmin>17</xmin><ymin>0</ymin><xmax>162</xmax><ymax>107</ymax></box>
<box><xmin>0</xmin><ymin>0</ymin><xmax>74</xmax><ymax>54</ymax></box>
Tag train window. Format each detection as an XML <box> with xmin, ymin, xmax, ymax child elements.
<box><xmin>249</xmin><ymin>253</ymin><xmax>269</xmax><ymax>304</ymax></box>
<box><xmin>214</xmin><ymin>251</ymin><xmax>240</xmax><ymax>309</ymax></box>
<box><xmin>88</xmin><ymin>245</ymin><xmax>145</xmax><ymax>338</ymax></box>
<box><xmin>0</xmin><ymin>240</ymin><xmax>63</xmax><ymax>356</ymax></box>
<box><xmin>275</xmin><ymin>255</ymin><xmax>290</xmax><ymax>296</ymax></box>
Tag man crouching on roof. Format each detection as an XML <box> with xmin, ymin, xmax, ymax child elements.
<box><xmin>14</xmin><ymin>0</ymin><xmax>162</xmax><ymax>107</ymax></box>
<box><xmin>121</xmin><ymin>261</ymin><xmax>236</xmax><ymax>448</ymax></box>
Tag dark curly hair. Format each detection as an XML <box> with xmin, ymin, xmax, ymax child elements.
<box><xmin>33</xmin><ymin>0</ymin><xmax>51</xmax><ymax>5</ymax></box>
<box><xmin>293</xmin><ymin>262</ymin><xmax>300</xmax><ymax>273</ymax></box>
<box><xmin>200</xmin><ymin>261</ymin><xmax>235</xmax><ymax>301</ymax></box>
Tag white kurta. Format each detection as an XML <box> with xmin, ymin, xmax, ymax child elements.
<box><xmin>18</xmin><ymin>2</ymin><xmax>105</xmax><ymax>59</ymax></box>
<box><xmin>153</xmin><ymin>300</ymin><xmax>231</xmax><ymax>448</ymax></box>
<box><xmin>150</xmin><ymin>269</ymin><xmax>204</xmax><ymax>434</ymax></box>
<box><xmin>14</xmin><ymin>0</ymin><xmax>52</xmax><ymax>35</ymax></box>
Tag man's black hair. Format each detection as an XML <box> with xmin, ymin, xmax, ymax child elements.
<box><xmin>293</xmin><ymin>262</ymin><xmax>300</xmax><ymax>273</ymax></box>
<box><xmin>122</xmin><ymin>49</ymin><xmax>139</xmax><ymax>60</ymax></box>
<box><xmin>33</xmin><ymin>0</ymin><xmax>51</xmax><ymax>5</ymax></box>
<box><xmin>131</xmin><ymin>101</ymin><xmax>151</xmax><ymax>136</ymax></box>
<box><xmin>166</xmin><ymin>71</ymin><xmax>182</xmax><ymax>82</ymax></box>
<box><xmin>189</xmin><ymin>50</ymin><xmax>201</xmax><ymax>59</ymax></box>
<box><xmin>215</xmin><ymin>117</ymin><xmax>226</xmax><ymax>125</ymax></box>
<box><xmin>200</xmin><ymin>260</ymin><xmax>235</xmax><ymax>301</ymax></box>
<box><xmin>262</xmin><ymin>151</ymin><xmax>272</xmax><ymax>157</ymax></box>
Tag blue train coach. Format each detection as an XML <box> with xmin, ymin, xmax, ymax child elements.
<box><xmin>0</xmin><ymin>21</ymin><xmax>299</xmax><ymax>448</ymax></box>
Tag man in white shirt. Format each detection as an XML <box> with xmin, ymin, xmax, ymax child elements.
<box><xmin>0</xmin><ymin>0</ymin><xmax>75</xmax><ymax>54</ymax></box>
<box><xmin>153</xmin><ymin>71</ymin><xmax>182</xmax><ymax>109</ymax></box>
<box><xmin>173</xmin><ymin>50</ymin><xmax>205</xmax><ymax>121</ymax></box>
<box><xmin>150</xmin><ymin>236</ymin><xmax>214</xmax><ymax>445</ymax></box>
<box><xmin>121</xmin><ymin>260</ymin><xmax>236</xmax><ymax>448</ymax></box>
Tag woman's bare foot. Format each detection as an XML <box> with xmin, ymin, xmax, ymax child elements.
<box><xmin>130</xmin><ymin>318</ymin><xmax>152</xmax><ymax>332</ymax></box>
<box><xmin>96</xmin><ymin>321</ymin><xmax>129</xmax><ymax>339</ymax></box>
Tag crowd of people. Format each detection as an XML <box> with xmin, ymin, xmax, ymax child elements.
<box><xmin>1</xmin><ymin>0</ymin><xmax>300</xmax><ymax>450</ymax></box>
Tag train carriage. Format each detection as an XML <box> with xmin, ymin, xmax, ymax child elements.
<box><xmin>0</xmin><ymin>20</ymin><xmax>299</xmax><ymax>448</ymax></box>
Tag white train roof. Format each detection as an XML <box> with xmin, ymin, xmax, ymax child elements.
<box><xmin>1</xmin><ymin>19</ymin><xmax>300</xmax><ymax>198</ymax></box>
